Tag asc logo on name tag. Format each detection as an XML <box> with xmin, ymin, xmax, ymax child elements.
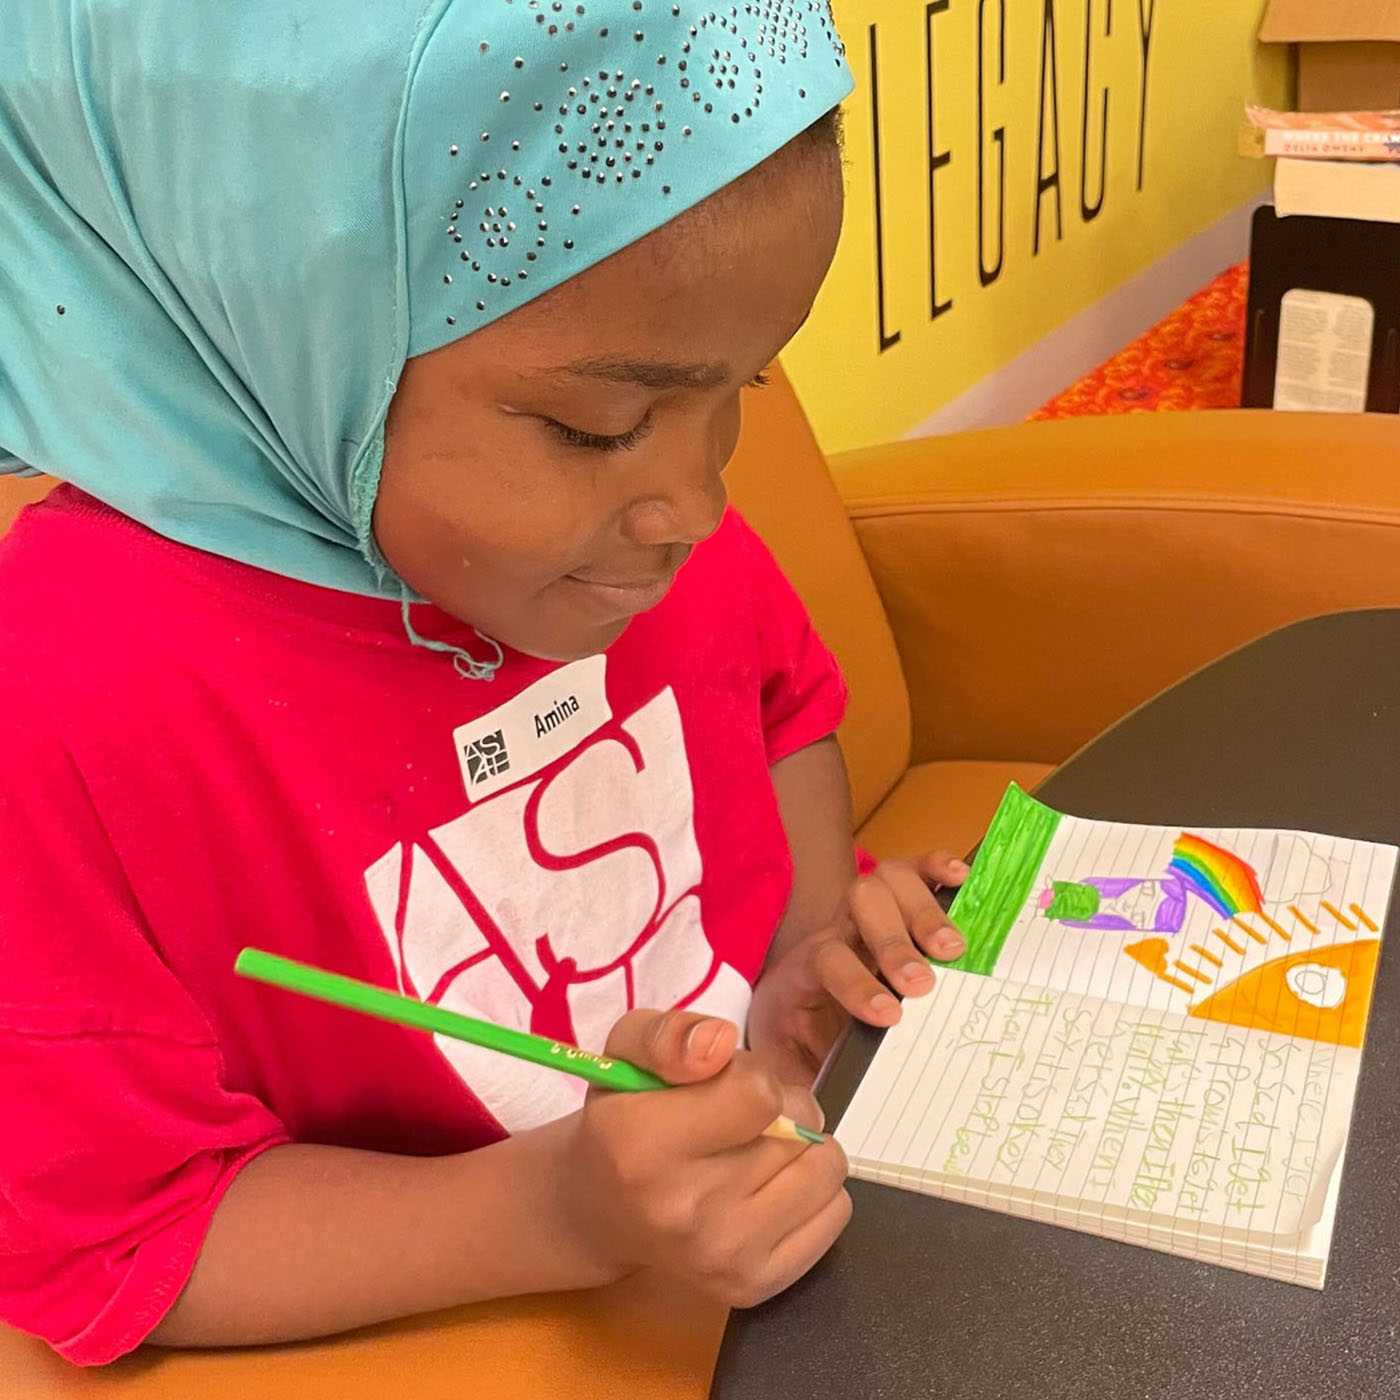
<box><xmin>453</xmin><ymin>654</ymin><xmax>610</xmax><ymax>801</ymax></box>
<box><xmin>462</xmin><ymin>729</ymin><xmax>509</xmax><ymax>785</ymax></box>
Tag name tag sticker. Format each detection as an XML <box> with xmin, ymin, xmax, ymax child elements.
<box><xmin>453</xmin><ymin>654</ymin><xmax>611</xmax><ymax>801</ymax></box>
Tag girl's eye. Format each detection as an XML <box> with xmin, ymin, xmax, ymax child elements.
<box><xmin>545</xmin><ymin>374</ymin><xmax>765</xmax><ymax>452</ymax></box>
<box><xmin>547</xmin><ymin>412</ymin><xmax>654</xmax><ymax>453</ymax></box>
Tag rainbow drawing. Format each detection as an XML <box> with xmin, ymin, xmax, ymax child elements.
<box><xmin>1168</xmin><ymin>835</ymin><xmax>1264</xmax><ymax>919</ymax></box>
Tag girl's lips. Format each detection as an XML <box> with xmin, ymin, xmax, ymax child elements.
<box><xmin>563</xmin><ymin>571</ymin><xmax>676</xmax><ymax>618</ymax></box>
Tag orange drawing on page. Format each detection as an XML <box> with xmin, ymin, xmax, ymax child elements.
<box><xmin>1124</xmin><ymin>937</ymin><xmax>1195</xmax><ymax>994</ymax></box>
<box><xmin>1213</xmin><ymin>927</ymin><xmax>1246</xmax><ymax>955</ymax></box>
<box><xmin>1188</xmin><ymin>940</ymin><xmax>1382</xmax><ymax>1048</ymax></box>
<box><xmin>1289</xmin><ymin>905</ymin><xmax>1321</xmax><ymax>935</ymax></box>
<box><xmin>1232</xmin><ymin>916</ymin><xmax>1268</xmax><ymax>945</ymax></box>
<box><xmin>1172</xmin><ymin>960</ymin><xmax>1212</xmax><ymax>985</ymax></box>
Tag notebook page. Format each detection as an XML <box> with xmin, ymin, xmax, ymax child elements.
<box><xmin>947</xmin><ymin>787</ymin><xmax>1395</xmax><ymax>1048</ymax></box>
<box><xmin>835</xmin><ymin>969</ymin><xmax>1362</xmax><ymax>1277</ymax></box>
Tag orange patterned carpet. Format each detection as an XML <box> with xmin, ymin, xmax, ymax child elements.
<box><xmin>1030</xmin><ymin>262</ymin><xmax>1248</xmax><ymax>419</ymax></box>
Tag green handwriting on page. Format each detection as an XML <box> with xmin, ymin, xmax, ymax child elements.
<box><xmin>946</xmin><ymin>784</ymin><xmax>1062</xmax><ymax>975</ymax></box>
<box><xmin>835</xmin><ymin>968</ymin><xmax>1359</xmax><ymax>1280</ymax></box>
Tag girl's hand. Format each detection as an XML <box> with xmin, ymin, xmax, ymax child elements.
<box><xmin>558</xmin><ymin>1008</ymin><xmax>850</xmax><ymax>1308</ymax></box>
<box><xmin>747</xmin><ymin>852</ymin><xmax>970</xmax><ymax>1086</ymax></box>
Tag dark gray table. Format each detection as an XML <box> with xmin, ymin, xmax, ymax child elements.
<box><xmin>714</xmin><ymin>610</ymin><xmax>1400</xmax><ymax>1400</ymax></box>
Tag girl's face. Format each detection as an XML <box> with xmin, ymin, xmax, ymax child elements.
<box><xmin>374</xmin><ymin>131</ymin><xmax>843</xmax><ymax>662</ymax></box>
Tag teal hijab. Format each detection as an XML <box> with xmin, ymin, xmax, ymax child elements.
<box><xmin>0</xmin><ymin>1</ymin><xmax>851</xmax><ymax>597</ymax></box>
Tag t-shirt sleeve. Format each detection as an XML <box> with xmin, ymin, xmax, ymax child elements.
<box><xmin>732</xmin><ymin>512</ymin><xmax>849</xmax><ymax>765</ymax></box>
<box><xmin>0</xmin><ymin>703</ymin><xmax>289</xmax><ymax>1365</ymax></box>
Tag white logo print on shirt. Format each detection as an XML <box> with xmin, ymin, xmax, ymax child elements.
<box><xmin>363</xmin><ymin>658</ymin><xmax>751</xmax><ymax>1132</ymax></box>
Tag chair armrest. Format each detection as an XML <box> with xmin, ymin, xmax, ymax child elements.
<box><xmin>0</xmin><ymin>474</ymin><xmax>56</xmax><ymax>536</ymax></box>
<box><xmin>831</xmin><ymin>410</ymin><xmax>1400</xmax><ymax>767</ymax></box>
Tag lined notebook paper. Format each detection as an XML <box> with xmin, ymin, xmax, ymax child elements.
<box><xmin>834</xmin><ymin>786</ymin><xmax>1397</xmax><ymax>1287</ymax></box>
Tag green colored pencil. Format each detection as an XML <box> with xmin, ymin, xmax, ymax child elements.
<box><xmin>234</xmin><ymin>948</ymin><xmax>825</xmax><ymax>1145</ymax></box>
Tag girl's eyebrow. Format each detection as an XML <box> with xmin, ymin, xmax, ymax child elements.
<box><xmin>549</xmin><ymin>309</ymin><xmax>812</xmax><ymax>391</ymax></box>
<box><xmin>555</xmin><ymin>356</ymin><xmax>731</xmax><ymax>390</ymax></box>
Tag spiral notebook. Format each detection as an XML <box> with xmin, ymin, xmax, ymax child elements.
<box><xmin>834</xmin><ymin>785</ymin><xmax>1397</xmax><ymax>1287</ymax></box>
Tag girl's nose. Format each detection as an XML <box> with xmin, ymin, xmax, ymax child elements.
<box><xmin>623</xmin><ymin>403</ymin><xmax>735</xmax><ymax>548</ymax></box>
<box><xmin>624</xmin><ymin>464</ymin><xmax>727</xmax><ymax>548</ymax></box>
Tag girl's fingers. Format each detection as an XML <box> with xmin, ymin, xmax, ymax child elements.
<box><xmin>811</xmin><ymin>937</ymin><xmax>902</xmax><ymax>1026</ymax></box>
<box><xmin>599</xmin><ymin>1014</ymin><xmax>803</xmax><ymax>1156</ymax></box>
<box><xmin>727</xmin><ymin>1144</ymin><xmax>852</xmax><ymax>1304</ymax></box>
<box><xmin>601</xmin><ymin>1007</ymin><xmax>738</xmax><ymax>1085</ymax></box>
<box><xmin>849</xmin><ymin>874</ymin><xmax>937</xmax><ymax>994</ymax></box>
<box><xmin>876</xmin><ymin>860</ymin><xmax>967</xmax><ymax>964</ymax></box>
<box><xmin>781</xmin><ymin>1082</ymin><xmax>825</xmax><ymax>1136</ymax></box>
<box><xmin>715</xmin><ymin>1083</ymin><xmax>829</xmax><ymax>1194</ymax></box>
<box><xmin>753</xmin><ymin>1186</ymin><xmax>854</xmax><ymax>1304</ymax></box>
<box><xmin>913</xmin><ymin>849</ymin><xmax>971</xmax><ymax>889</ymax></box>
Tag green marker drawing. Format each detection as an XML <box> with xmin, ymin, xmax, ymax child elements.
<box><xmin>945</xmin><ymin>784</ymin><xmax>1063</xmax><ymax>976</ymax></box>
<box><xmin>1045</xmin><ymin>880</ymin><xmax>1102</xmax><ymax>922</ymax></box>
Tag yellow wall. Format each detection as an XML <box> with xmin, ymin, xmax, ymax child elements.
<box><xmin>784</xmin><ymin>0</ymin><xmax>1290</xmax><ymax>454</ymax></box>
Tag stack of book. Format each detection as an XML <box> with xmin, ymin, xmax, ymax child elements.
<box><xmin>1244</xmin><ymin>108</ymin><xmax>1400</xmax><ymax>223</ymax></box>
<box><xmin>1238</xmin><ymin>3</ymin><xmax>1400</xmax><ymax>413</ymax></box>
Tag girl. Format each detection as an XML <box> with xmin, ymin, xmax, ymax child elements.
<box><xmin>0</xmin><ymin>0</ymin><xmax>966</xmax><ymax>1364</ymax></box>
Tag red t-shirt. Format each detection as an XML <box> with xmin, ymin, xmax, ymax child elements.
<box><xmin>0</xmin><ymin>487</ymin><xmax>846</xmax><ymax>1364</ymax></box>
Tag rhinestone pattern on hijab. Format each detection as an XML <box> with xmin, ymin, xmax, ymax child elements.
<box><xmin>403</xmin><ymin>1</ymin><xmax>849</xmax><ymax>357</ymax></box>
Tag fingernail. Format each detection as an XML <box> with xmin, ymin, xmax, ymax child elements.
<box><xmin>686</xmin><ymin>1019</ymin><xmax>723</xmax><ymax>1060</ymax></box>
<box><xmin>932</xmin><ymin>928</ymin><xmax>966</xmax><ymax>958</ymax></box>
<box><xmin>901</xmin><ymin>960</ymin><xmax>934</xmax><ymax>986</ymax></box>
<box><xmin>950</xmin><ymin>859</ymin><xmax>970</xmax><ymax>877</ymax></box>
<box><xmin>785</xmin><ymin>1090</ymin><xmax>826</xmax><ymax>1132</ymax></box>
<box><xmin>871</xmin><ymin>991</ymin><xmax>899</xmax><ymax>1018</ymax></box>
